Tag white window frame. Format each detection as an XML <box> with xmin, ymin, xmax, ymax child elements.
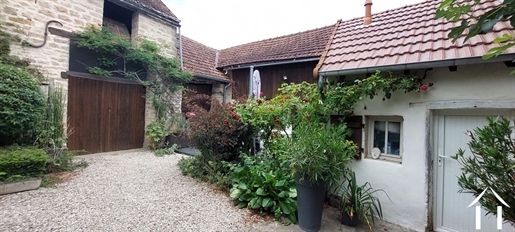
<box><xmin>366</xmin><ymin>116</ymin><xmax>403</xmax><ymax>163</ymax></box>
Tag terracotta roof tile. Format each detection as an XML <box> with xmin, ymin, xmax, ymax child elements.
<box><xmin>182</xmin><ymin>36</ymin><xmax>228</xmax><ymax>80</ymax></box>
<box><xmin>123</xmin><ymin>0</ymin><xmax>179</xmax><ymax>22</ymax></box>
<box><xmin>318</xmin><ymin>0</ymin><xmax>515</xmax><ymax>74</ymax></box>
<box><xmin>218</xmin><ymin>24</ymin><xmax>336</xmax><ymax>67</ymax></box>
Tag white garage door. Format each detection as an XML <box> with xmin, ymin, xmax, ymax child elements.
<box><xmin>434</xmin><ymin>110</ymin><xmax>515</xmax><ymax>232</ymax></box>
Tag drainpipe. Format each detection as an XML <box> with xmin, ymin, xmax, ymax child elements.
<box><xmin>364</xmin><ymin>0</ymin><xmax>373</xmax><ymax>25</ymax></box>
<box><xmin>223</xmin><ymin>83</ymin><xmax>232</xmax><ymax>104</ymax></box>
<box><xmin>178</xmin><ymin>26</ymin><xmax>184</xmax><ymax>70</ymax></box>
<box><xmin>249</xmin><ymin>66</ymin><xmax>254</xmax><ymax>98</ymax></box>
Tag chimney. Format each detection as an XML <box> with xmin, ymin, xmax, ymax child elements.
<box><xmin>364</xmin><ymin>0</ymin><xmax>373</xmax><ymax>25</ymax></box>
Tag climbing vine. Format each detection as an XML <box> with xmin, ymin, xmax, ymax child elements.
<box><xmin>75</xmin><ymin>26</ymin><xmax>193</xmax><ymax>149</ymax></box>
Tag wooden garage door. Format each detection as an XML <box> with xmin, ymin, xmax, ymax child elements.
<box><xmin>67</xmin><ymin>76</ymin><xmax>146</xmax><ymax>154</ymax></box>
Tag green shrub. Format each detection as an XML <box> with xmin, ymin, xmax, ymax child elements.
<box><xmin>146</xmin><ymin>121</ymin><xmax>166</xmax><ymax>150</ymax></box>
<box><xmin>229</xmin><ymin>153</ymin><xmax>297</xmax><ymax>224</ymax></box>
<box><xmin>0</xmin><ymin>146</ymin><xmax>49</xmax><ymax>181</ymax></box>
<box><xmin>177</xmin><ymin>155</ymin><xmax>233</xmax><ymax>187</ymax></box>
<box><xmin>452</xmin><ymin>117</ymin><xmax>515</xmax><ymax>224</ymax></box>
<box><xmin>0</xmin><ymin>63</ymin><xmax>45</xmax><ymax>146</ymax></box>
<box><xmin>45</xmin><ymin>148</ymin><xmax>88</xmax><ymax>173</ymax></box>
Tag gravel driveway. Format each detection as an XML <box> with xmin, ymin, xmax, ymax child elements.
<box><xmin>0</xmin><ymin>150</ymin><xmax>252</xmax><ymax>232</ymax></box>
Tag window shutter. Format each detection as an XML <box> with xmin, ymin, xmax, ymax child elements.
<box><xmin>331</xmin><ymin>115</ymin><xmax>363</xmax><ymax>160</ymax></box>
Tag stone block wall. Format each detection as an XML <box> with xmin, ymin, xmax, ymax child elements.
<box><xmin>1</xmin><ymin>0</ymin><xmax>182</xmax><ymax>149</ymax></box>
<box><xmin>131</xmin><ymin>12</ymin><xmax>180</xmax><ymax>147</ymax></box>
<box><xmin>1</xmin><ymin>0</ymin><xmax>104</xmax><ymax>89</ymax></box>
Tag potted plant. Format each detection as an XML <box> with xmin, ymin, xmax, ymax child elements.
<box><xmin>289</xmin><ymin>122</ymin><xmax>357</xmax><ymax>232</ymax></box>
<box><xmin>336</xmin><ymin>171</ymin><xmax>389</xmax><ymax>230</ymax></box>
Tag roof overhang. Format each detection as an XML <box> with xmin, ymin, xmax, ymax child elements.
<box><xmin>191</xmin><ymin>74</ymin><xmax>230</xmax><ymax>84</ymax></box>
<box><xmin>222</xmin><ymin>57</ymin><xmax>320</xmax><ymax>71</ymax></box>
<box><xmin>318</xmin><ymin>54</ymin><xmax>515</xmax><ymax>77</ymax></box>
<box><xmin>108</xmin><ymin>0</ymin><xmax>181</xmax><ymax>27</ymax></box>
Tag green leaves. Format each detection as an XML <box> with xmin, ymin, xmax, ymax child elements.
<box><xmin>453</xmin><ymin>117</ymin><xmax>515</xmax><ymax>224</ymax></box>
<box><xmin>229</xmin><ymin>154</ymin><xmax>298</xmax><ymax>224</ymax></box>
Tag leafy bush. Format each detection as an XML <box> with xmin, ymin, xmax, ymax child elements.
<box><xmin>45</xmin><ymin>147</ymin><xmax>88</xmax><ymax>173</ymax></box>
<box><xmin>0</xmin><ymin>63</ymin><xmax>45</xmax><ymax>146</ymax></box>
<box><xmin>146</xmin><ymin>121</ymin><xmax>166</xmax><ymax>150</ymax></box>
<box><xmin>187</xmin><ymin>100</ymin><xmax>253</xmax><ymax>163</ymax></box>
<box><xmin>154</xmin><ymin>143</ymin><xmax>178</xmax><ymax>157</ymax></box>
<box><xmin>229</xmin><ymin>153</ymin><xmax>297</xmax><ymax>224</ymax></box>
<box><xmin>177</xmin><ymin>155</ymin><xmax>233</xmax><ymax>188</ymax></box>
<box><xmin>0</xmin><ymin>146</ymin><xmax>49</xmax><ymax>181</ymax></box>
<box><xmin>452</xmin><ymin>117</ymin><xmax>515</xmax><ymax>224</ymax></box>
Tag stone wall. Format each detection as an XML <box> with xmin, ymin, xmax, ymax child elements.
<box><xmin>131</xmin><ymin>12</ymin><xmax>180</xmax><ymax>147</ymax></box>
<box><xmin>1</xmin><ymin>0</ymin><xmax>181</xmax><ymax>149</ymax></box>
<box><xmin>1</xmin><ymin>0</ymin><xmax>104</xmax><ymax>89</ymax></box>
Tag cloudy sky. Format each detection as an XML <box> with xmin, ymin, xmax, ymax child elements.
<box><xmin>163</xmin><ymin>0</ymin><xmax>426</xmax><ymax>49</ymax></box>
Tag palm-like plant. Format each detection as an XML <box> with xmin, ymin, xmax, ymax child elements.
<box><xmin>337</xmin><ymin>171</ymin><xmax>389</xmax><ymax>230</ymax></box>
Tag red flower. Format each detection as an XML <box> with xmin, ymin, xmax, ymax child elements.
<box><xmin>420</xmin><ymin>85</ymin><xmax>428</xmax><ymax>91</ymax></box>
<box><xmin>260</xmin><ymin>92</ymin><xmax>264</xmax><ymax>97</ymax></box>
<box><xmin>223</xmin><ymin>119</ymin><xmax>229</xmax><ymax>126</ymax></box>
<box><xmin>231</xmin><ymin>112</ymin><xmax>239</xmax><ymax>120</ymax></box>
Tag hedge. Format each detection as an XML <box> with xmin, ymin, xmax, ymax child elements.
<box><xmin>0</xmin><ymin>146</ymin><xmax>49</xmax><ymax>181</ymax></box>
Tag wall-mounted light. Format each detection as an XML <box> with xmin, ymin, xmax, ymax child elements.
<box><xmin>283</xmin><ymin>75</ymin><xmax>288</xmax><ymax>81</ymax></box>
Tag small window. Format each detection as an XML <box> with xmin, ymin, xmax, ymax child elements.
<box><xmin>367</xmin><ymin>116</ymin><xmax>403</xmax><ymax>162</ymax></box>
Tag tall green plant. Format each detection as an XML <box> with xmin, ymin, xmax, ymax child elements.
<box><xmin>336</xmin><ymin>171</ymin><xmax>389</xmax><ymax>230</ymax></box>
<box><xmin>452</xmin><ymin>117</ymin><xmax>515</xmax><ymax>224</ymax></box>
<box><xmin>37</xmin><ymin>86</ymin><xmax>65</xmax><ymax>148</ymax></box>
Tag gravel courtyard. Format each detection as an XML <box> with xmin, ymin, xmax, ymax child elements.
<box><xmin>0</xmin><ymin>150</ymin><xmax>252</xmax><ymax>232</ymax></box>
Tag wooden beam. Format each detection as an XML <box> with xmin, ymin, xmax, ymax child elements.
<box><xmin>409</xmin><ymin>100</ymin><xmax>515</xmax><ymax>109</ymax></box>
<box><xmin>61</xmin><ymin>71</ymin><xmax>143</xmax><ymax>85</ymax></box>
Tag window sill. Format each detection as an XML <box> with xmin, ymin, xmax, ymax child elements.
<box><xmin>365</xmin><ymin>155</ymin><xmax>402</xmax><ymax>164</ymax></box>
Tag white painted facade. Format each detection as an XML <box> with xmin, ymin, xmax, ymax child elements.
<box><xmin>349</xmin><ymin>62</ymin><xmax>515</xmax><ymax>231</ymax></box>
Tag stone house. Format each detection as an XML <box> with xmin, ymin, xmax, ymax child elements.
<box><xmin>1</xmin><ymin>0</ymin><xmax>183</xmax><ymax>153</ymax></box>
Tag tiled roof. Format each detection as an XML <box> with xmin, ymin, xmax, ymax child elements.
<box><xmin>318</xmin><ymin>0</ymin><xmax>515</xmax><ymax>74</ymax></box>
<box><xmin>123</xmin><ymin>0</ymin><xmax>179</xmax><ymax>22</ymax></box>
<box><xmin>182</xmin><ymin>36</ymin><xmax>228</xmax><ymax>80</ymax></box>
<box><xmin>218</xmin><ymin>24</ymin><xmax>336</xmax><ymax>67</ymax></box>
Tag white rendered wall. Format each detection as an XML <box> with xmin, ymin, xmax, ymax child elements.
<box><xmin>349</xmin><ymin>62</ymin><xmax>515</xmax><ymax>231</ymax></box>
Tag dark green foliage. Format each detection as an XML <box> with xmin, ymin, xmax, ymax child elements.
<box><xmin>229</xmin><ymin>153</ymin><xmax>297</xmax><ymax>224</ymax></box>
<box><xmin>0</xmin><ymin>146</ymin><xmax>49</xmax><ymax>181</ymax></box>
<box><xmin>0</xmin><ymin>63</ymin><xmax>45</xmax><ymax>146</ymax></box>
<box><xmin>452</xmin><ymin>117</ymin><xmax>515</xmax><ymax>224</ymax></box>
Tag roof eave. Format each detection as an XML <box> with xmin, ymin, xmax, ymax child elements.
<box><xmin>193</xmin><ymin>74</ymin><xmax>230</xmax><ymax>84</ymax></box>
<box><xmin>319</xmin><ymin>54</ymin><xmax>515</xmax><ymax>76</ymax></box>
<box><xmin>109</xmin><ymin>0</ymin><xmax>181</xmax><ymax>27</ymax></box>
<box><xmin>221</xmin><ymin>57</ymin><xmax>320</xmax><ymax>71</ymax></box>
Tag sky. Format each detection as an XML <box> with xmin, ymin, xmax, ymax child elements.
<box><xmin>163</xmin><ymin>0</ymin><xmax>426</xmax><ymax>49</ymax></box>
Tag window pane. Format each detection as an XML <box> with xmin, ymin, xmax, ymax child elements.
<box><xmin>387</xmin><ymin>121</ymin><xmax>401</xmax><ymax>155</ymax></box>
<box><xmin>373</xmin><ymin>121</ymin><xmax>386</xmax><ymax>153</ymax></box>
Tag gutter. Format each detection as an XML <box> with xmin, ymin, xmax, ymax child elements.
<box><xmin>193</xmin><ymin>74</ymin><xmax>230</xmax><ymax>84</ymax></box>
<box><xmin>110</xmin><ymin>0</ymin><xmax>181</xmax><ymax>27</ymax></box>
<box><xmin>223</xmin><ymin>57</ymin><xmax>320</xmax><ymax>71</ymax></box>
<box><xmin>178</xmin><ymin>26</ymin><xmax>183</xmax><ymax>70</ymax></box>
<box><xmin>318</xmin><ymin>54</ymin><xmax>515</xmax><ymax>77</ymax></box>
<box><xmin>223</xmin><ymin>83</ymin><xmax>232</xmax><ymax>103</ymax></box>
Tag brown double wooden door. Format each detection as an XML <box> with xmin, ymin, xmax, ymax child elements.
<box><xmin>67</xmin><ymin>76</ymin><xmax>146</xmax><ymax>154</ymax></box>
